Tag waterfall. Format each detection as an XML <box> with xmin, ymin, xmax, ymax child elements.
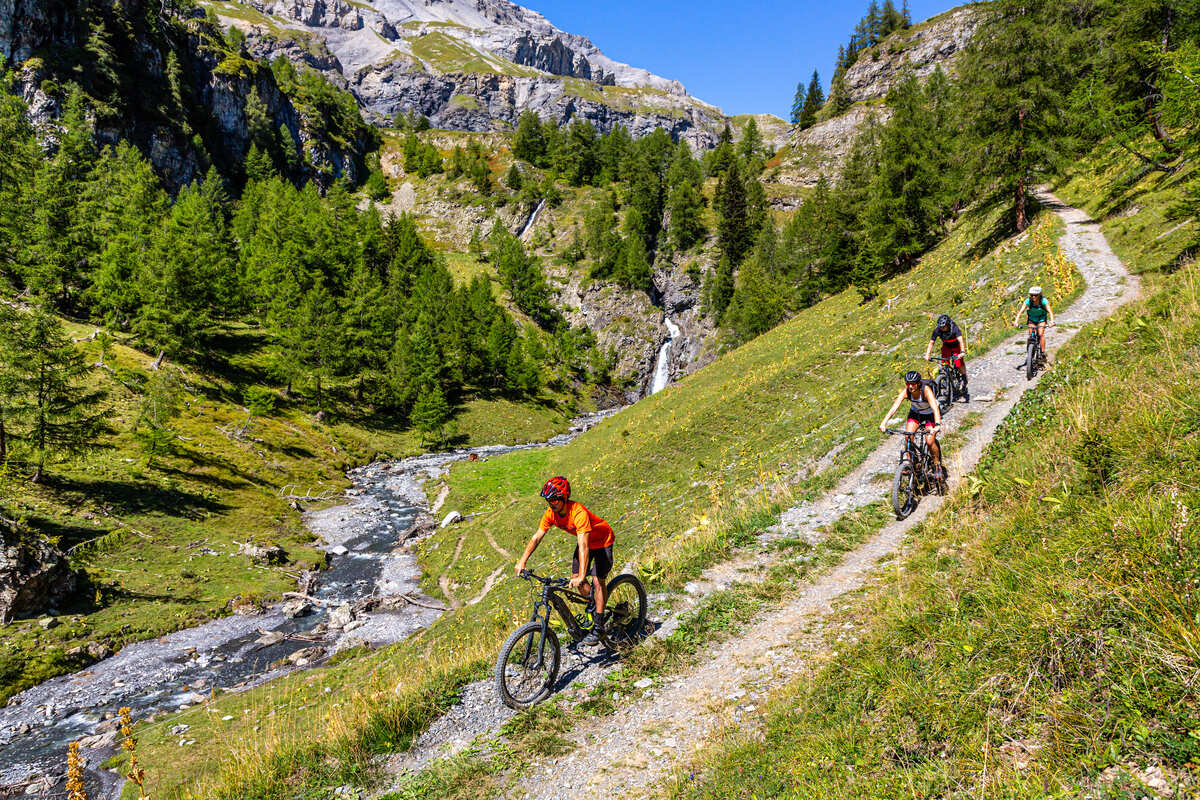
<box><xmin>518</xmin><ymin>198</ymin><xmax>546</xmax><ymax>241</ymax></box>
<box><xmin>649</xmin><ymin>317</ymin><xmax>682</xmax><ymax>395</ymax></box>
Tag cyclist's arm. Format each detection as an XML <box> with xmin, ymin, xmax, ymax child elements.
<box><xmin>515</xmin><ymin>529</ymin><xmax>546</xmax><ymax>576</ymax></box>
<box><xmin>926</xmin><ymin>386</ymin><xmax>942</xmax><ymax>426</ymax></box>
<box><xmin>572</xmin><ymin>532</ymin><xmax>589</xmax><ymax>587</ymax></box>
<box><xmin>923</xmin><ymin>338</ymin><xmax>934</xmax><ymax>360</ymax></box>
<box><xmin>880</xmin><ymin>389</ymin><xmax>905</xmax><ymax>432</ymax></box>
<box><xmin>1046</xmin><ymin>302</ymin><xmax>1055</xmax><ymax>325</ymax></box>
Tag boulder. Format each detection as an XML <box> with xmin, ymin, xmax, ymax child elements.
<box><xmin>238</xmin><ymin>541</ymin><xmax>287</xmax><ymax>565</ymax></box>
<box><xmin>439</xmin><ymin>511</ymin><xmax>463</xmax><ymax>528</ymax></box>
<box><xmin>400</xmin><ymin>516</ymin><xmax>437</xmax><ymax>544</ymax></box>
<box><xmin>281</xmin><ymin>598</ymin><xmax>314</xmax><ymax>619</ymax></box>
<box><xmin>0</xmin><ymin>529</ymin><xmax>80</xmax><ymax>624</ymax></box>
<box><xmin>286</xmin><ymin>646</ymin><xmax>324</xmax><ymax>666</ymax></box>
<box><xmin>327</xmin><ymin>602</ymin><xmax>355</xmax><ymax>630</ymax></box>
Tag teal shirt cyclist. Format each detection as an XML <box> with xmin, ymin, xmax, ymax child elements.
<box><xmin>1012</xmin><ymin>285</ymin><xmax>1055</xmax><ymax>360</ymax></box>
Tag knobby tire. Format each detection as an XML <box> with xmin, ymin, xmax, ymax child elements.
<box><xmin>495</xmin><ymin>622</ymin><xmax>560</xmax><ymax>709</ymax></box>
<box><xmin>892</xmin><ymin>460</ymin><xmax>917</xmax><ymax>520</ymax></box>
<box><xmin>1026</xmin><ymin>337</ymin><xmax>1037</xmax><ymax>381</ymax></box>
<box><xmin>600</xmin><ymin>574</ymin><xmax>647</xmax><ymax>652</ymax></box>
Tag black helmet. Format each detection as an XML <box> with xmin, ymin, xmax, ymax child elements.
<box><xmin>904</xmin><ymin>370</ymin><xmax>922</xmax><ymax>383</ymax></box>
<box><xmin>937</xmin><ymin>314</ymin><xmax>951</xmax><ymax>327</ymax></box>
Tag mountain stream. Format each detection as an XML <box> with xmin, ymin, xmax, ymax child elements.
<box><xmin>0</xmin><ymin>410</ymin><xmax>616</xmax><ymax>797</ymax></box>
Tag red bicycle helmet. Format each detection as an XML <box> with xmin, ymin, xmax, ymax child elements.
<box><xmin>539</xmin><ymin>476</ymin><xmax>571</xmax><ymax>501</ymax></box>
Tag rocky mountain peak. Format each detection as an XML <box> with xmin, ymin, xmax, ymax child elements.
<box><xmin>218</xmin><ymin>0</ymin><xmax>721</xmax><ymax>145</ymax></box>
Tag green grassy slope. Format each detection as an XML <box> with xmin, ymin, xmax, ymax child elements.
<box><xmin>127</xmin><ymin>201</ymin><xmax>1082</xmax><ymax>799</ymax></box>
<box><xmin>665</xmin><ymin>152</ymin><xmax>1200</xmax><ymax>800</ymax></box>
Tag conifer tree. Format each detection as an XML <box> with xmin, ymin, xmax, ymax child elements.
<box><xmin>715</xmin><ymin>159</ymin><xmax>752</xmax><ymax>266</ymax></box>
<box><xmin>411</xmin><ymin>375</ymin><xmax>451</xmax><ymax>444</ymax></box>
<box><xmin>706</xmin><ymin>257</ymin><xmax>735</xmax><ymax>322</ymax></box>
<box><xmin>790</xmin><ymin>80</ymin><xmax>807</xmax><ymax>126</ymax></box>
<box><xmin>132</xmin><ymin>369</ymin><xmax>182</xmax><ymax>467</ymax></box>
<box><xmin>737</xmin><ymin>117</ymin><xmax>764</xmax><ymax>163</ymax></box>
<box><xmin>725</xmin><ymin>225</ymin><xmax>785</xmax><ymax>342</ymax></box>
<box><xmin>0</xmin><ymin>80</ymin><xmax>35</xmax><ymax>281</ymax></box>
<box><xmin>4</xmin><ymin>309</ymin><xmax>107</xmax><ymax>482</ymax></box>
<box><xmin>81</xmin><ymin>143</ymin><xmax>169</xmax><ymax>327</ymax></box>
<box><xmin>960</xmin><ymin>0</ymin><xmax>1078</xmax><ymax>231</ymax></box>
<box><xmin>24</xmin><ymin>88</ymin><xmax>94</xmax><ymax>308</ymax></box>
<box><xmin>798</xmin><ymin>71</ymin><xmax>825</xmax><ymax>129</ymax></box>
<box><xmin>707</xmin><ymin>123</ymin><xmax>735</xmax><ymax>177</ymax></box>
<box><xmin>513</xmin><ymin>110</ymin><xmax>548</xmax><ymax>166</ymax></box>
<box><xmin>665</xmin><ymin>161</ymin><xmax>706</xmax><ymax>253</ymax></box>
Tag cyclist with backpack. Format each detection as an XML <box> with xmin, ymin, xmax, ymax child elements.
<box><xmin>923</xmin><ymin>313</ymin><xmax>969</xmax><ymax>402</ymax></box>
<box><xmin>879</xmin><ymin>370</ymin><xmax>945</xmax><ymax>479</ymax></box>
<box><xmin>515</xmin><ymin>476</ymin><xmax>614</xmax><ymax>647</ymax></box>
<box><xmin>1012</xmin><ymin>286</ymin><xmax>1055</xmax><ymax>362</ymax></box>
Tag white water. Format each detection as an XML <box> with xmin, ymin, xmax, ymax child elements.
<box><xmin>649</xmin><ymin>316</ymin><xmax>682</xmax><ymax>395</ymax></box>
<box><xmin>518</xmin><ymin>198</ymin><xmax>546</xmax><ymax>241</ymax></box>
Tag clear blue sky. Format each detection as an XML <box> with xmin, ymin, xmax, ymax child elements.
<box><xmin>523</xmin><ymin>1</ymin><xmax>963</xmax><ymax>118</ymax></box>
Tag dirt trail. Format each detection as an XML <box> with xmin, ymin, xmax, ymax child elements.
<box><xmin>383</xmin><ymin>192</ymin><xmax>1138</xmax><ymax>797</ymax></box>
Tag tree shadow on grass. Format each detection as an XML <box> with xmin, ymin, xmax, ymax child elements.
<box><xmin>962</xmin><ymin>185</ymin><xmax>1020</xmax><ymax>261</ymax></box>
<box><xmin>46</xmin><ymin>474</ymin><xmax>231</xmax><ymax>521</ymax></box>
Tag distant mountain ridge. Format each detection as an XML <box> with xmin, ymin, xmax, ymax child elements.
<box><xmin>214</xmin><ymin>0</ymin><xmax>731</xmax><ymax>147</ymax></box>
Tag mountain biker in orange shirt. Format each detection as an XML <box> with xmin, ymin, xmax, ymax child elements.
<box><xmin>515</xmin><ymin>476</ymin><xmax>614</xmax><ymax>646</ymax></box>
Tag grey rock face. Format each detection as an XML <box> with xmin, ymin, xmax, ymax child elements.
<box><xmin>223</xmin><ymin>0</ymin><xmax>725</xmax><ymax>146</ymax></box>
<box><xmin>555</xmin><ymin>272</ymin><xmax>661</xmax><ymax>403</ymax></box>
<box><xmin>771</xmin><ymin>6</ymin><xmax>979</xmax><ymax>190</ymax></box>
<box><xmin>353</xmin><ymin>60</ymin><xmax>721</xmax><ymax>150</ymax></box>
<box><xmin>0</xmin><ymin>528</ymin><xmax>79</xmax><ymax>624</ymax></box>
<box><xmin>1</xmin><ymin>0</ymin><xmax>371</xmax><ymax>190</ymax></box>
<box><xmin>841</xmin><ymin>6</ymin><xmax>980</xmax><ymax>104</ymax></box>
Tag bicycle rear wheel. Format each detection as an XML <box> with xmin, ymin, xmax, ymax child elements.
<box><xmin>601</xmin><ymin>574</ymin><xmax>647</xmax><ymax>652</ymax></box>
<box><xmin>892</xmin><ymin>460</ymin><xmax>918</xmax><ymax>520</ymax></box>
<box><xmin>495</xmin><ymin>622</ymin><xmax>560</xmax><ymax>709</ymax></box>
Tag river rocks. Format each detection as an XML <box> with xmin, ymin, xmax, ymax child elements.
<box><xmin>76</xmin><ymin>729</ymin><xmax>118</xmax><ymax>749</ymax></box>
<box><xmin>328</xmin><ymin>602</ymin><xmax>355</xmax><ymax>630</ymax></box>
<box><xmin>400</xmin><ymin>516</ymin><xmax>437</xmax><ymax>544</ymax></box>
<box><xmin>287</xmin><ymin>646</ymin><xmax>324</xmax><ymax>666</ymax></box>
<box><xmin>282</xmin><ymin>598</ymin><xmax>314</xmax><ymax>618</ymax></box>
<box><xmin>0</xmin><ymin>528</ymin><xmax>80</xmax><ymax>624</ymax></box>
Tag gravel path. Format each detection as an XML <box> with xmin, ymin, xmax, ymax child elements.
<box><xmin>384</xmin><ymin>192</ymin><xmax>1138</xmax><ymax>798</ymax></box>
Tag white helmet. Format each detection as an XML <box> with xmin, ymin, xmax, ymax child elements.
<box><xmin>1029</xmin><ymin>285</ymin><xmax>1042</xmax><ymax>295</ymax></box>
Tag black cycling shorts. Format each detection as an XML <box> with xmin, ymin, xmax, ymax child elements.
<box><xmin>907</xmin><ymin>410</ymin><xmax>937</xmax><ymax>428</ymax></box>
<box><xmin>572</xmin><ymin>546</ymin><xmax>613</xmax><ymax>580</ymax></box>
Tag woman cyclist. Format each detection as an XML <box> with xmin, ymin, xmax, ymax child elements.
<box><xmin>1012</xmin><ymin>286</ymin><xmax>1055</xmax><ymax>362</ymax></box>
<box><xmin>923</xmin><ymin>313</ymin><xmax>969</xmax><ymax>402</ymax></box>
<box><xmin>879</xmin><ymin>370</ymin><xmax>944</xmax><ymax>480</ymax></box>
<box><xmin>515</xmin><ymin>476</ymin><xmax>614</xmax><ymax>647</ymax></box>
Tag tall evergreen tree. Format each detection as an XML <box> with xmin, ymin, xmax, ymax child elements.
<box><xmin>790</xmin><ymin>80</ymin><xmax>807</xmax><ymax>126</ymax></box>
<box><xmin>960</xmin><ymin>0</ymin><xmax>1079</xmax><ymax>231</ymax></box>
<box><xmin>513</xmin><ymin>110</ymin><xmax>548</xmax><ymax>166</ymax></box>
<box><xmin>715</xmin><ymin>159</ymin><xmax>752</xmax><ymax>267</ymax></box>
<box><xmin>4</xmin><ymin>309</ymin><xmax>108</xmax><ymax>482</ymax></box>
<box><xmin>798</xmin><ymin>71</ymin><xmax>825</xmax><ymax>129</ymax></box>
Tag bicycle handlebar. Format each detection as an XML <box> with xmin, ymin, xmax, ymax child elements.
<box><xmin>885</xmin><ymin>427</ymin><xmax>940</xmax><ymax>436</ymax></box>
<box><xmin>519</xmin><ymin>569</ymin><xmax>569</xmax><ymax>588</ymax></box>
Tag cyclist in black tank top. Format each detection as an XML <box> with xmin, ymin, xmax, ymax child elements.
<box><xmin>879</xmin><ymin>370</ymin><xmax>944</xmax><ymax>478</ymax></box>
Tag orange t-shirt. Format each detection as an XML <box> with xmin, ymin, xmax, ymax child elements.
<box><xmin>538</xmin><ymin>500</ymin><xmax>614</xmax><ymax>549</ymax></box>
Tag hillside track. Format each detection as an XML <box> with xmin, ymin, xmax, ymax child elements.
<box><xmin>383</xmin><ymin>191</ymin><xmax>1138</xmax><ymax>798</ymax></box>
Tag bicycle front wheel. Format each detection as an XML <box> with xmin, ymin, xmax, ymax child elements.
<box><xmin>892</xmin><ymin>460</ymin><xmax>918</xmax><ymax>520</ymax></box>
<box><xmin>495</xmin><ymin>622</ymin><xmax>560</xmax><ymax>709</ymax></box>
<box><xmin>1026</xmin><ymin>338</ymin><xmax>1037</xmax><ymax>381</ymax></box>
<box><xmin>601</xmin><ymin>574</ymin><xmax>647</xmax><ymax>652</ymax></box>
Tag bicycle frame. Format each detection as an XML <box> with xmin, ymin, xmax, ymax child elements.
<box><xmin>527</xmin><ymin>579</ymin><xmax>592</xmax><ymax>648</ymax></box>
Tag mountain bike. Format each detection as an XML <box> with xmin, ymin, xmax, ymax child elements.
<box><xmin>928</xmin><ymin>355</ymin><xmax>967</xmax><ymax>409</ymax></box>
<box><xmin>495</xmin><ymin>569</ymin><xmax>647</xmax><ymax>709</ymax></box>
<box><xmin>886</xmin><ymin>428</ymin><xmax>948</xmax><ymax>520</ymax></box>
<box><xmin>1021</xmin><ymin>322</ymin><xmax>1052</xmax><ymax>380</ymax></box>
